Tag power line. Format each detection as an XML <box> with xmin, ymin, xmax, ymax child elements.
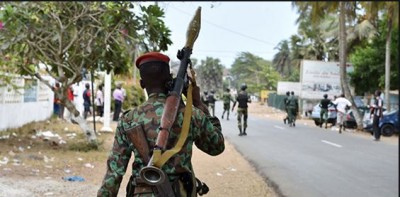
<box><xmin>195</xmin><ymin>49</ymin><xmax>276</xmax><ymax>54</ymax></box>
<box><xmin>167</xmin><ymin>4</ymin><xmax>277</xmax><ymax>47</ymax></box>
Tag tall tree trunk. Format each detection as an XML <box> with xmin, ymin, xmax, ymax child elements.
<box><xmin>339</xmin><ymin>2</ymin><xmax>363</xmax><ymax>130</ymax></box>
<box><xmin>384</xmin><ymin>15</ymin><xmax>392</xmax><ymax>111</ymax></box>
<box><xmin>61</xmin><ymin>97</ymin><xmax>98</xmax><ymax>145</ymax></box>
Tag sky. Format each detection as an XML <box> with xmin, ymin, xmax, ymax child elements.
<box><xmin>156</xmin><ymin>1</ymin><xmax>300</xmax><ymax>68</ymax></box>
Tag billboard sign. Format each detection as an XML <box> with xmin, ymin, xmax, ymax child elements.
<box><xmin>300</xmin><ymin>60</ymin><xmax>353</xmax><ymax>99</ymax></box>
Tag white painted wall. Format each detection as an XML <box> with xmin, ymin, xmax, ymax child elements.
<box><xmin>0</xmin><ymin>76</ymin><xmax>53</xmax><ymax>131</ymax></box>
<box><xmin>0</xmin><ymin>100</ymin><xmax>53</xmax><ymax>131</ymax></box>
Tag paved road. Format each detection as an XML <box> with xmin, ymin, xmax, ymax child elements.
<box><xmin>214</xmin><ymin>101</ymin><xmax>399</xmax><ymax>197</ymax></box>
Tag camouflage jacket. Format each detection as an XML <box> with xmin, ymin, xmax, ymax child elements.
<box><xmin>222</xmin><ymin>92</ymin><xmax>233</xmax><ymax>105</ymax></box>
<box><xmin>97</xmin><ymin>93</ymin><xmax>225</xmax><ymax>196</ymax></box>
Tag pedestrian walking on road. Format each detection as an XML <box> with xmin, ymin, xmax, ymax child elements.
<box><xmin>332</xmin><ymin>94</ymin><xmax>352</xmax><ymax>133</ymax></box>
<box><xmin>232</xmin><ymin>83</ymin><xmax>251</xmax><ymax>136</ymax></box>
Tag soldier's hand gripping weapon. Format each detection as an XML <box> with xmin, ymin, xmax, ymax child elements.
<box><xmin>138</xmin><ymin>6</ymin><xmax>201</xmax><ymax>194</ymax></box>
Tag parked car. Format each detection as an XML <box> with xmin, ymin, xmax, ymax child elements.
<box><xmin>311</xmin><ymin>104</ymin><xmax>337</xmax><ymax>126</ymax></box>
<box><xmin>311</xmin><ymin>96</ymin><xmax>367</xmax><ymax>128</ymax></box>
<box><xmin>341</xmin><ymin>106</ymin><xmax>372</xmax><ymax>129</ymax></box>
<box><xmin>363</xmin><ymin>109</ymin><xmax>399</xmax><ymax>137</ymax></box>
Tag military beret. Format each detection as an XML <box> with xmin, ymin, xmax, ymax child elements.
<box><xmin>135</xmin><ymin>52</ymin><xmax>170</xmax><ymax>69</ymax></box>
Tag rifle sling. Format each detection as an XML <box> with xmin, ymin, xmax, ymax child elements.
<box><xmin>153</xmin><ymin>83</ymin><xmax>193</xmax><ymax>168</ymax></box>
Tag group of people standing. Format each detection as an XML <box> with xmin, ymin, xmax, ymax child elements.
<box><xmin>200</xmin><ymin>84</ymin><xmax>251</xmax><ymax>136</ymax></box>
<box><xmin>52</xmin><ymin>81</ymin><xmax>126</xmax><ymax>122</ymax></box>
<box><xmin>311</xmin><ymin>90</ymin><xmax>383</xmax><ymax>141</ymax></box>
<box><xmin>52</xmin><ymin>82</ymin><xmax>75</xmax><ymax>121</ymax></box>
<box><xmin>83</xmin><ymin>82</ymin><xmax>106</xmax><ymax>119</ymax></box>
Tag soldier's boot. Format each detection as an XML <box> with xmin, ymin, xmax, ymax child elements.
<box><xmin>339</xmin><ymin>125</ymin><xmax>342</xmax><ymax>134</ymax></box>
<box><xmin>243</xmin><ymin>127</ymin><xmax>247</xmax><ymax>136</ymax></box>
<box><xmin>325</xmin><ymin>122</ymin><xmax>328</xmax><ymax>129</ymax></box>
<box><xmin>238</xmin><ymin>127</ymin><xmax>243</xmax><ymax>136</ymax></box>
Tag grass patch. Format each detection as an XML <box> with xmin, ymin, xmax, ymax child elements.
<box><xmin>67</xmin><ymin>139</ymin><xmax>105</xmax><ymax>152</ymax></box>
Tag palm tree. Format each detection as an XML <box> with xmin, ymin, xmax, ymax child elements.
<box><xmin>293</xmin><ymin>2</ymin><xmax>365</xmax><ymax>130</ymax></box>
<box><xmin>273</xmin><ymin>40</ymin><xmax>291</xmax><ymax>76</ymax></box>
<box><xmin>361</xmin><ymin>1</ymin><xmax>399</xmax><ymax>111</ymax></box>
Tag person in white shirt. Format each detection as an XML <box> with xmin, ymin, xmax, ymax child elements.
<box><xmin>370</xmin><ymin>90</ymin><xmax>383</xmax><ymax>141</ymax></box>
<box><xmin>332</xmin><ymin>94</ymin><xmax>352</xmax><ymax>133</ymax></box>
<box><xmin>95</xmin><ymin>84</ymin><xmax>104</xmax><ymax>117</ymax></box>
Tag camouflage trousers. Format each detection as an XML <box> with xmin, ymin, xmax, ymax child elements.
<box><xmin>237</xmin><ymin>108</ymin><xmax>248</xmax><ymax>130</ymax></box>
<box><xmin>320</xmin><ymin>108</ymin><xmax>328</xmax><ymax>126</ymax></box>
<box><xmin>209</xmin><ymin>103</ymin><xmax>215</xmax><ymax>117</ymax></box>
<box><xmin>222</xmin><ymin>103</ymin><xmax>230</xmax><ymax>118</ymax></box>
<box><xmin>287</xmin><ymin>107</ymin><xmax>297</xmax><ymax>124</ymax></box>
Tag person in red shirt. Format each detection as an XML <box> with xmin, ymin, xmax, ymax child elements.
<box><xmin>64</xmin><ymin>86</ymin><xmax>75</xmax><ymax>122</ymax></box>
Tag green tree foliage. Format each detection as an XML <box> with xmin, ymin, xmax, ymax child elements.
<box><xmin>0</xmin><ymin>2</ymin><xmax>172</xmax><ymax>143</ymax></box>
<box><xmin>272</xmin><ymin>40</ymin><xmax>290</xmax><ymax>77</ymax></box>
<box><xmin>230</xmin><ymin>52</ymin><xmax>279</xmax><ymax>94</ymax></box>
<box><xmin>195</xmin><ymin>57</ymin><xmax>224</xmax><ymax>94</ymax></box>
<box><xmin>349</xmin><ymin>18</ymin><xmax>399</xmax><ymax>95</ymax></box>
<box><xmin>293</xmin><ymin>2</ymin><xmax>366</xmax><ymax>130</ymax></box>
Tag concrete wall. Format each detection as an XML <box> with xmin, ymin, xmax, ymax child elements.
<box><xmin>0</xmin><ymin>100</ymin><xmax>53</xmax><ymax>131</ymax></box>
<box><xmin>0</xmin><ymin>76</ymin><xmax>53</xmax><ymax>131</ymax></box>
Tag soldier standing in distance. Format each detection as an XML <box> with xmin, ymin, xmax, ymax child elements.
<box><xmin>232</xmin><ymin>83</ymin><xmax>251</xmax><ymax>136</ymax></box>
<box><xmin>287</xmin><ymin>91</ymin><xmax>299</xmax><ymax>127</ymax></box>
<box><xmin>207</xmin><ymin>90</ymin><xmax>216</xmax><ymax>117</ymax></box>
<box><xmin>221</xmin><ymin>88</ymin><xmax>234</xmax><ymax>120</ymax></box>
<box><xmin>97</xmin><ymin>52</ymin><xmax>225</xmax><ymax>196</ymax></box>
<box><xmin>283</xmin><ymin>91</ymin><xmax>290</xmax><ymax>124</ymax></box>
<box><xmin>319</xmin><ymin>94</ymin><xmax>334</xmax><ymax>129</ymax></box>
<box><xmin>201</xmin><ymin>91</ymin><xmax>209</xmax><ymax>107</ymax></box>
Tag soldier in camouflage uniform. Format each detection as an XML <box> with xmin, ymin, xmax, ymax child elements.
<box><xmin>221</xmin><ymin>88</ymin><xmax>233</xmax><ymax>120</ymax></box>
<box><xmin>286</xmin><ymin>91</ymin><xmax>299</xmax><ymax>127</ymax></box>
<box><xmin>97</xmin><ymin>52</ymin><xmax>225</xmax><ymax>197</ymax></box>
<box><xmin>207</xmin><ymin>90</ymin><xmax>216</xmax><ymax>117</ymax></box>
<box><xmin>283</xmin><ymin>91</ymin><xmax>290</xmax><ymax>124</ymax></box>
<box><xmin>231</xmin><ymin>84</ymin><xmax>251</xmax><ymax>136</ymax></box>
